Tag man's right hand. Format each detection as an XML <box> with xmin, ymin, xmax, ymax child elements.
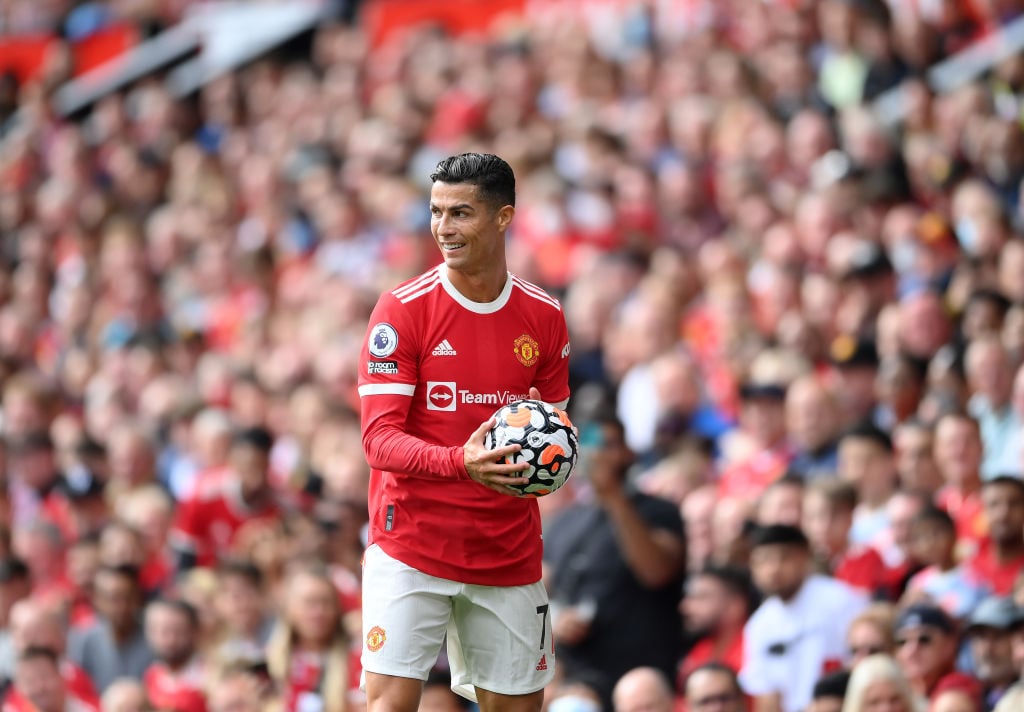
<box><xmin>463</xmin><ymin>417</ymin><xmax>531</xmax><ymax>496</ymax></box>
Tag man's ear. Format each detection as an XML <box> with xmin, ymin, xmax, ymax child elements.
<box><xmin>495</xmin><ymin>204</ymin><xmax>515</xmax><ymax>232</ymax></box>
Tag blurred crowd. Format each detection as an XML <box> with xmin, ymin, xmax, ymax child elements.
<box><xmin>2</xmin><ymin>0</ymin><xmax>1024</xmax><ymax>711</ymax></box>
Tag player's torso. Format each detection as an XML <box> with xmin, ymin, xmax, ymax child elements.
<box><xmin>405</xmin><ymin>288</ymin><xmax>554</xmax><ymax>444</ymax></box>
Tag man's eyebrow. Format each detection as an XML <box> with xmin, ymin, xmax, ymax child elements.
<box><xmin>430</xmin><ymin>203</ymin><xmax>475</xmax><ymax>212</ymax></box>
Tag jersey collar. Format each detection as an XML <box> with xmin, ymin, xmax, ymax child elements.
<box><xmin>438</xmin><ymin>263</ymin><xmax>513</xmax><ymax>314</ymax></box>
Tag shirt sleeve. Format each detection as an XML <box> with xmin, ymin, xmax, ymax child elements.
<box><xmin>531</xmin><ymin>304</ymin><xmax>571</xmax><ymax>406</ymax></box>
<box><xmin>359</xmin><ymin>293</ymin><xmax>468</xmax><ymax>480</ymax></box>
<box><xmin>738</xmin><ymin>616</ymin><xmax>775</xmax><ymax>696</ymax></box>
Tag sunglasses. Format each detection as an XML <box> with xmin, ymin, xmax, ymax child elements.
<box><xmin>896</xmin><ymin>633</ymin><xmax>934</xmax><ymax>648</ymax></box>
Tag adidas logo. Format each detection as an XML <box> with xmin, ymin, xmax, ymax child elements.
<box><xmin>432</xmin><ymin>339</ymin><xmax>457</xmax><ymax>356</ymax></box>
<box><xmin>536</xmin><ymin>655</ymin><xmax>547</xmax><ymax>671</ymax></box>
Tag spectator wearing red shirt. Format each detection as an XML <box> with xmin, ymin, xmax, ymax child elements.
<box><xmin>7</xmin><ymin>600</ymin><xmax>98</xmax><ymax>709</ymax></box>
<box><xmin>802</xmin><ymin>478</ymin><xmax>890</xmax><ymax>596</ymax></box>
<box><xmin>933</xmin><ymin>412</ymin><xmax>988</xmax><ymax>557</ymax></box>
<box><xmin>6</xmin><ymin>647</ymin><xmax>98</xmax><ymax>712</ymax></box>
<box><xmin>678</xmin><ymin>566</ymin><xmax>753</xmax><ymax>688</ymax></box>
<box><xmin>142</xmin><ymin>598</ymin><xmax>207</xmax><ymax>712</ymax></box>
<box><xmin>965</xmin><ymin>475</ymin><xmax>1024</xmax><ymax>596</ymax></box>
<box><xmin>718</xmin><ymin>383</ymin><xmax>793</xmax><ymax>503</ymax></box>
<box><xmin>265</xmin><ymin>563</ymin><xmax>352</xmax><ymax>712</ymax></box>
<box><xmin>170</xmin><ymin>427</ymin><xmax>282</xmax><ymax>570</ymax></box>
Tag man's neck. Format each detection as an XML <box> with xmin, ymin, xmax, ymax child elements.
<box><xmin>445</xmin><ymin>264</ymin><xmax>508</xmax><ymax>303</ymax></box>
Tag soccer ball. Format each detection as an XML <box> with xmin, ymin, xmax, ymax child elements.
<box><xmin>484</xmin><ymin>399</ymin><xmax>578</xmax><ymax>497</ymax></box>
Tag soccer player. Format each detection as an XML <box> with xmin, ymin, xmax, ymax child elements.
<box><xmin>358</xmin><ymin>153</ymin><xmax>571</xmax><ymax>712</ymax></box>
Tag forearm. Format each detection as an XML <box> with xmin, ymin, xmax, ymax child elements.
<box><xmin>601</xmin><ymin>492</ymin><xmax>685</xmax><ymax>588</ymax></box>
<box><xmin>362</xmin><ymin>422</ymin><xmax>468</xmax><ymax>479</ymax></box>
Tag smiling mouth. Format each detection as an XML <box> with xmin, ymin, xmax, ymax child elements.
<box><xmin>441</xmin><ymin>243</ymin><xmax>465</xmax><ymax>251</ymax></box>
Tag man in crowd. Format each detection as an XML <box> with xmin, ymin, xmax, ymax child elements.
<box><xmin>611</xmin><ymin>667</ymin><xmax>674</xmax><ymax>712</ymax></box>
<box><xmin>683</xmin><ymin>663</ymin><xmax>746</xmax><ymax>712</ymax></box>
<box><xmin>739</xmin><ymin>524</ymin><xmax>868</xmax><ymax>712</ymax></box>
<box><xmin>965</xmin><ymin>474</ymin><xmax>1024</xmax><ymax>596</ymax></box>
<box><xmin>963</xmin><ymin>596</ymin><xmax>1019</xmax><ymax>711</ymax></box>
<box><xmin>545</xmin><ymin>414</ymin><xmax>686</xmax><ymax>708</ymax></box>
<box><xmin>678</xmin><ymin>565</ymin><xmax>754</xmax><ymax>685</ymax></box>
<box><xmin>142</xmin><ymin>598</ymin><xmax>206</xmax><ymax>712</ymax></box>
<box><xmin>68</xmin><ymin>565</ymin><xmax>153</xmax><ymax>692</ymax></box>
<box><xmin>894</xmin><ymin>604</ymin><xmax>971</xmax><ymax>701</ymax></box>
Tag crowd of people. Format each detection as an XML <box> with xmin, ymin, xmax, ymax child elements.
<box><xmin>2</xmin><ymin>0</ymin><xmax>1024</xmax><ymax>711</ymax></box>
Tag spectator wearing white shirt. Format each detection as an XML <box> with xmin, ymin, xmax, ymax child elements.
<box><xmin>740</xmin><ymin>524</ymin><xmax>869</xmax><ymax>712</ymax></box>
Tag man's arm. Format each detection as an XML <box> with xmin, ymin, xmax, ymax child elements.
<box><xmin>588</xmin><ymin>446</ymin><xmax>684</xmax><ymax>588</ymax></box>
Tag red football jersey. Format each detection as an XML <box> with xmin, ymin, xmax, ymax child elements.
<box><xmin>359</xmin><ymin>265</ymin><xmax>571</xmax><ymax>586</ymax></box>
<box><xmin>170</xmin><ymin>479</ymin><xmax>282</xmax><ymax>568</ymax></box>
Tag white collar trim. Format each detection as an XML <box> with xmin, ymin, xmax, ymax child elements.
<box><xmin>439</xmin><ymin>263</ymin><xmax>512</xmax><ymax>314</ymax></box>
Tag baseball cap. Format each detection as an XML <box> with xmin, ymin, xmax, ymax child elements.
<box><xmin>966</xmin><ymin>596</ymin><xmax>1021</xmax><ymax>633</ymax></box>
<box><xmin>895</xmin><ymin>604</ymin><xmax>955</xmax><ymax>635</ymax></box>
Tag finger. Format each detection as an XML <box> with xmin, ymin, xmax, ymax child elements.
<box><xmin>529</xmin><ymin>387</ymin><xmax>542</xmax><ymax>401</ymax></box>
<box><xmin>489</xmin><ymin>472</ymin><xmax>531</xmax><ymax>485</ymax></box>
<box><xmin>468</xmin><ymin>417</ymin><xmax>496</xmax><ymax>444</ymax></box>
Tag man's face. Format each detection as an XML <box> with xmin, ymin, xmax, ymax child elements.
<box><xmin>895</xmin><ymin>624</ymin><xmax>956</xmax><ymax>684</ymax></box>
<box><xmin>684</xmin><ymin>669</ymin><xmax>744</xmax><ymax>712</ymax></box>
<box><xmin>750</xmin><ymin>543</ymin><xmax>808</xmax><ymax>600</ymax></box>
<box><xmin>982</xmin><ymin>481</ymin><xmax>1024</xmax><ymax>546</ymax></box>
<box><xmin>933</xmin><ymin>418</ymin><xmax>982</xmax><ymax>486</ymax></box>
<box><xmin>16</xmin><ymin>657</ymin><xmax>64</xmax><ymax>712</ymax></box>
<box><xmin>94</xmin><ymin>571</ymin><xmax>139</xmax><ymax>630</ymax></box>
<box><xmin>429</xmin><ymin>182</ymin><xmax>510</xmax><ymax>277</ymax></box>
<box><xmin>894</xmin><ymin>426</ymin><xmax>939</xmax><ymax>493</ymax></box>
<box><xmin>681</xmin><ymin>575</ymin><xmax>727</xmax><ymax>637</ymax></box>
<box><xmin>230</xmin><ymin>444</ymin><xmax>269</xmax><ymax>498</ymax></box>
<box><xmin>145</xmin><ymin>605</ymin><xmax>195</xmax><ymax>668</ymax></box>
<box><xmin>969</xmin><ymin>627</ymin><xmax>1017</xmax><ymax>686</ymax></box>
<box><xmin>838</xmin><ymin>438</ymin><xmax>893</xmax><ymax>495</ymax></box>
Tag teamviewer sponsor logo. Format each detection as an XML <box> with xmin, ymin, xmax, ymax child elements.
<box><xmin>431</xmin><ymin>339</ymin><xmax>457</xmax><ymax>356</ymax></box>
<box><xmin>426</xmin><ymin>382</ymin><xmax>457</xmax><ymax>411</ymax></box>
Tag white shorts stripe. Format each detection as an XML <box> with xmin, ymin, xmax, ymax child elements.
<box><xmin>358</xmin><ymin>383</ymin><xmax>416</xmax><ymax>397</ymax></box>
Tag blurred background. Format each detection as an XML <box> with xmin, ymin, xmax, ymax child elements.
<box><xmin>3</xmin><ymin>1</ymin><xmax>1024</xmax><ymax>712</ymax></box>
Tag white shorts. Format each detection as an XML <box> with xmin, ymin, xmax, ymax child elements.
<box><xmin>360</xmin><ymin>544</ymin><xmax>556</xmax><ymax>702</ymax></box>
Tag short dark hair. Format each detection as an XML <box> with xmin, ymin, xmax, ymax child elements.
<box><xmin>806</xmin><ymin>478</ymin><xmax>859</xmax><ymax>513</ymax></box>
<box><xmin>148</xmin><ymin>597</ymin><xmax>200</xmax><ymax>629</ymax></box>
<box><xmin>232</xmin><ymin>426</ymin><xmax>274</xmax><ymax>453</ymax></box>
<box><xmin>217</xmin><ymin>558</ymin><xmax>264</xmax><ymax>588</ymax></box>
<box><xmin>696</xmin><ymin>564</ymin><xmax>760</xmax><ymax>613</ymax></box>
<box><xmin>840</xmin><ymin>421</ymin><xmax>893</xmax><ymax>453</ymax></box>
<box><xmin>913</xmin><ymin>504</ymin><xmax>956</xmax><ymax>534</ymax></box>
<box><xmin>96</xmin><ymin>563</ymin><xmax>142</xmax><ymax>587</ymax></box>
<box><xmin>430</xmin><ymin>153</ymin><xmax>516</xmax><ymax>208</ymax></box>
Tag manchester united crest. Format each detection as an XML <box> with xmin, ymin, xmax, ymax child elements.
<box><xmin>366</xmin><ymin>626</ymin><xmax>387</xmax><ymax>652</ymax></box>
<box><xmin>514</xmin><ymin>334</ymin><xmax>540</xmax><ymax>367</ymax></box>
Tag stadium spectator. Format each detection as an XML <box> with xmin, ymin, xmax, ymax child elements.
<box><xmin>964</xmin><ymin>338</ymin><xmax>1018</xmax><ymax>480</ymax></box>
<box><xmin>964</xmin><ymin>475</ymin><xmax>1024</xmax><ymax>596</ymax></box>
<box><xmin>682</xmin><ymin>663</ymin><xmax>745</xmax><ymax>712</ymax></box>
<box><xmin>8</xmin><ymin>646</ymin><xmax>97</xmax><ymax>712</ymax></box>
<box><xmin>962</xmin><ymin>596</ymin><xmax>1019</xmax><ymax>710</ymax></box>
<box><xmin>142</xmin><ymin>598</ymin><xmax>206</xmax><ymax>712</ymax></box>
<box><xmin>755</xmin><ymin>475</ymin><xmax>804</xmax><ymax>528</ymax></box>
<box><xmin>611</xmin><ymin>667</ymin><xmax>674</xmax><ymax>712</ymax></box>
<box><xmin>894</xmin><ymin>604</ymin><xmax>967</xmax><ymax>702</ymax></box>
<box><xmin>740</xmin><ymin>524</ymin><xmax>868</xmax><ymax>712</ymax></box>
<box><xmin>847</xmin><ymin>604</ymin><xmax>898</xmax><ymax>669</ymax></box>
<box><xmin>840</xmin><ymin>654</ymin><xmax>919</xmax><ymax>712</ymax></box>
<box><xmin>904</xmin><ymin>506</ymin><xmax>988</xmax><ymax>621</ymax></box>
<box><xmin>677</xmin><ymin>565</ymin><xmax>753</xmax><ymax>686</ymax></box>
<box><xmin>837</xmin><ymin>423</ymin><xmax>898</xmax><ymax>547</ymax></box>
<box><xmin>99</xmin><ymin>678</ymin><xmax>149</xmax><ymax>712</ymax></box>
<box><xmin>784</xmin><ymin>376</ymin><xmax>841</xmax><ymax>482</ymax></box>
<box><xmin>264</xmin><ymin>563</ymin><xmax>351</xmax><ymax>712</ymax></box>
<box><xmin>893</xmin><ymin>420</ymin><xmax>944</xmax><ymax>496</ymax></box>
<box><xmin>932</xmin><ymin>413</ymin><xmax>987</xmax><ymax>554</ymax></box>
<box><xmin>806</xmin><ymin>670</ymin><xmax>849</xmax><ymax>712</ymax></box>
<box><xmin>545</xmin><ymin>414</ymin><xmax>686</xmax><ymax>708</ymax></box>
